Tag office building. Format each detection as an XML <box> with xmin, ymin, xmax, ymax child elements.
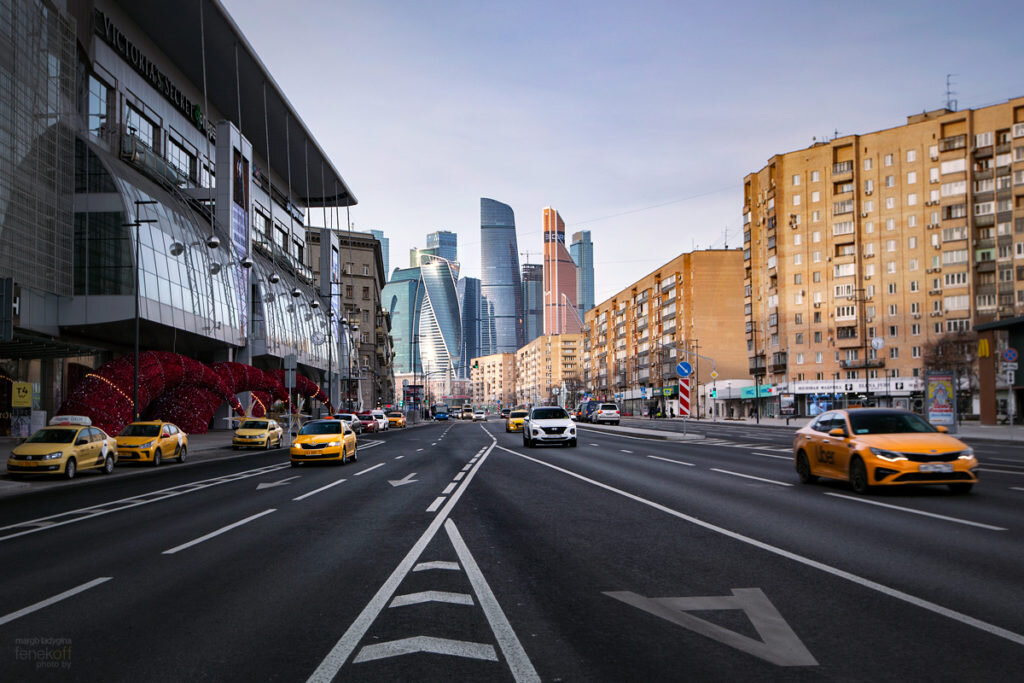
<box><xmin>457</xmin><ymin>277</ymin><xmax>482</xmax><ymax>379</ymax></box>
<box><xmin>584</xmin><ymin>249</ymin><xmax>748</xmax><ymax>417</ymax></box>
<box><xmin>571</xmin><ymin>230</ymin><xmax>595</xmax><ymax>316</ymax></box>
<box><xmin>516</xmin><ymin>333</ymin><xmax>583</xmax><ymax>408</ymax></box>
<box><xmin>369</xmin><ymin>229</ymin><xmax>390</xmax><ymax>279</ymax></box>
<box><xmin>470</xmin><ymin>352</ymin><xmax>516</xmax><ymax>409</ymax></box>
<box><xmin>426</xmin><ymin>230</ymin><xmax>458</xmax><ymax>263</ymax></box>
<box><xmin>543</xmin><ymin>207</ymin><xmax>583</xmax><ymax>335</ymax></box>
<box><xmin>743</xmin><ymin>97</ymin><xmax>1024</xmax><ymax>415</ymax></box>
<box><xmin>480</xmin><ymin>198</ymin><xmax>523</xmax><ymax>354</ymax></box>
<box><xmin>521</xmin><ymin>263</ymin><xmax>544</xmax><ymax>344</ymax></box>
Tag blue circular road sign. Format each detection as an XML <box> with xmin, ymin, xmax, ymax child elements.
<box><xmin>1003</xmin><ymin>347</ymin><xmax>1018</xmax><ymax>363</ymax></box>
<box><xmin>676</xmin><ymin>361</ymin><xmax>693</xmax><ymax>378</ymax></box>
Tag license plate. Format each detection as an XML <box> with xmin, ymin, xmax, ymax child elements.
<box><xmin>919</xmin><ymin>463</ymin><xmax>953</xmax><ymax>473</ymax></box>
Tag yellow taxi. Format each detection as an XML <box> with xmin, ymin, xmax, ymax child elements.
<box><xmin>290</xmin><ymin>418</ymin><xmax>357</xmax><ymax>466</ymax></box>
<box><xmin>793</xmin><ymin>408</ymin><xmax>978</xmax><ymax>494</ymax></box>
<box><xmin>506</xmin><ymin>409</ymin><xmax>528</xmax><ymax>432</ymax></box>
<box><xmin>232</xmin><ymin>418</ymin><xmax>283</xmax><ymax>450</ymax></box>
<box><xmin>116</xmin><ymin>421</ymin><xmax>188</xmax><ymax>466</ymax></box>
<box><xmin>387</xmin><ymin>411</ymin><xmax>406</xmax><ymax>428</ymax></box>
<box><xmin>8</xmin><ymin>415</ymin><xmax>117</xmax><ymax>479</ymax></box>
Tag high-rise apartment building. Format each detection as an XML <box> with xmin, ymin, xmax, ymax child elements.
<box><xmin>521</xmin><ymin>263</ymin><xmax>544</xmax><ymax>344</ymax></box>
<box><xmin>570</xmin><ymin>230</ymin><xmax>595</xmax><ymax>316</ymax></box>
<box><xmin>369</xmin><ymin>229</ymin><xmax>390</xmax><ymax>279</ymax></box>
<box><xmin>427</xmin><ymin>230</ymin><xmax>458</xmax><ymax>263</ymax></box>
<box><xmin>744</xmin><ymin>98</ymin><xmax>1024</xmax><ymax>415</ymax></box>
<box><xmin>480</xmin><ymin>198</ymin><xmax>524</xmax><ymax>354</ymax></box>
<box><xmin>543</xmin><ymin>207</ymin><xmax>583</xmax><ymax>334</ymax></box>
<box><xmin>584</xmin><ymin>249</ymin><xmax>748</xmax><ymax>416</ymax></box>
<box><xmin>516</xmin><ymin>333</ymin><xmax>583</xmax><ymax>408</ymax></box>
<box><xmin>470</xmin><ymin>352</ymin><xmax>516</xmax><ymax>409</ymax></box>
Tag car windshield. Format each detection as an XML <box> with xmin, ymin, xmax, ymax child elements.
<box><xmin>532</xmin><ymin>408</ymin><xmax>569</xmax><ymax>420</ymax></box>
<box><xmin>848</xmin><ymin>412</ymin><xmax>937</xmax><ymax>435</ymax></box>
<box><xmin>510</xmin><ymin>411</ymin><xmax>528</xmax><ymax>418</ymax></box>
<box><xmin>388</xmin><ymin>412</ymin><xmax>402</xmax><ymax>418</ymax></box>
<box><xmin>600</xmin><ymin>404</ymin><xmax>617</xmax><ymax>410</ymax></box>
<box><xmin>299</xmin><ymin>421</ymin><xmax>341</xmax><ymax>435</ymax></box>
<box><xmin>120</xmin><ymin>424</ymin><xmax>160</xmax><ymax>437</ymax></box>
<box><xmin>240</xmin><ymin>421</ymin><xmax>268</xmax><ymax>429</ymax></box>
<box><xmin>334</xmin><ymin>415</ymin><xmax>354</xmax><ymax>421</ymax></box>
<box><xmin>26</xmin><ymin>428</ymin><xmax>77</xmax><ymax>444</ymax></box>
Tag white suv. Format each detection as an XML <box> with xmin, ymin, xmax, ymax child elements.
<box><xmin>591</xmin><ymin>403</ymin><xmax>620</xmax><ymax>425</ymax></box>
<box><xmin>370</xmin><ymin>409</ymin><xmax>389</xmax><ymax>431</ymax></box>
<box><xmin>523</xmin><ymin>407</ymin><xmax>577</xmax><ymax>448</ymax></box>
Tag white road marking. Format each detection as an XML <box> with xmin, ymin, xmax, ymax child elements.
<box><xmin>426</xmin><ymin>496</ymin><xmax>445</xmax><ymax>512</ymax></box>
<box><xmin>414</xmin><ymin>561</ymin><xmax>460</xmax><ymax>572</ymax></box>
<box><xmin>443</xmin><ymin>482</ymin><xmax>457</xmax><ymax>494</ymax></box>
<box><xmin>620</xmin><ymin>449</ymin><xmax>634</xmax><ymax>454</ymax></box>
<box><xmin>823</xmin><ymin>493</ymin><xmax>1006</xmax><ymax>530</ymax></box>
<box><xmin>256</xmin><ymin>475</ymin><xmax>300</xmax><ymax>490</ymax></box>
<box><xmin>354</xmin><ymin>463</ymin><xmax>384</xmax><ymax>476</ymax></box>
<box><xmin>395</xmin><ymin>455</ymin><xmax>405</xmax><ymax>460</ymax></box>
<box><xmin>978</xmin><ymin>467</ymin><xmax>1024</xmax><ymax>475</ymax></box>
<box><xmin>388</xmin><ymin>473</ymin><xmax>418</xmax><ymax>487</ymax></box>
<box><xmin>752</xmin><ymin>452</ymin><xmax>793</xmax><ymax>461</ymax></box>
<box><xmin>1012</xmin><ymin>487</ymin><xmax>1024</xmax><ymax>492</ymax></box>
<box><xmin>390</xmin><ymin>590</ymin><xmax>473</xmax><ymax>608</ymax></box>
<box><xmin>648</xmin><ymin>455</ymin><xmax>695</xmax><ymax>467</ymax></box>
<box><xmin>416</xmin><ymin>448</ymin><xmax>424</xmax><ymax>452</ymax></box>
<box><xmin>590</xmin><ymin>443</ymin><xmax>600</xmax><ymax>446</ymax></box>
<box><xmin>162</xmin><ymin>509</ymin><xmax>276</xmax><ymax>555</ymax></box>
<box><xmin>0</xmin><ymin>577</ymin><xmax>111</xmax><ymax>627</ymax></box>
<box><xmin>461</xmin><ymin>464</ymin><xmax>473</xmax><ymax>472</ymax></box>
<box><xmin>353</xmin><ymin>636</ymin><xmax>496</xmax><ymax>663</ymax></box>
<box><xmin>293</xmin><ymin>478</ymin><xmax>347</xmax><ymax>501</ymax></box>
<box><xmin>432</xmin><ymin>442</ymin><xmax>438</xmax><ymax>446</ymax></box>
<box><xmin>446</xmin><ymin>519</ymin><xmax>541</xmax><ymax>682</ymax></box>
<box><xmin>454</xmin><ymin>472</ymin><xmax>465</xmax><ymax>481</ymax></box>
<box><xmin>711</xmin><ymin>468</ymin><xmax>793</xmax><ymax>487</ymax></box>
<box><xmin>497</xmin><ymin>445</ymin><xmax>1024</xmax><ymax>648</ymax></box>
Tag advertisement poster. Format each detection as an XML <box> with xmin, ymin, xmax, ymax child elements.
<box><xmin>925</xmin><ymin>372</ymin><xmax>956</xmax><ymax>429</ymax></box>
<box><xmin>779</xmin><ymin>393</ymin><xmax>795</xmax><ymax>416</ymax></box>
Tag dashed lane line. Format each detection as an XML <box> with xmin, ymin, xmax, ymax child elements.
<box><xmin>426</xmin><ymin>497</ymin><xmax>445</xmax><ymax>513</ymax></box>
<box><xmin>647</xmin><ymin>455</ymin><xmax>695</xmax><ymax>467</ymax></box>
<box><xmin>354</xmin><ymin>463</ymin><xmax>384</xmax><ymax>476</ymax></box>
<box><xmin>162</xmin><ymin>508</ymin><xmax>277</xmax><ymax>555</ymax></box>
<box><xmin>710</xmin><ymin>468</ymin><xmax>793</xmax><ymax>487</ymax></box>
<box><xmin>293</xmin><ymin>478</ymin><xmax>347</xmax><ymax>502</ymax></box>
<box><xmin>0</xmin><ymin>577</ymin><xmax>112</xmax><ymax>627</ymax></box>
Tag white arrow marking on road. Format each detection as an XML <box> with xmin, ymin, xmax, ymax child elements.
<box><xmin>388</xmin><ymin>473</ymin><xmax>418</xmax><ymax>487</ymax></box>
<box><xmin>390</xmin><ymin>590</ymin><xmax>474</xmax><ymax>607</ymax></box>
<box><xmin>256</xmin><ymin>476</ymin><xmax>299</xmax><ymax>490</ymax></box>
<box><xmin>605</xmin><ymin>588</ymin><xmax>817</xmax><ymax>666</ymax></box>
<box><xmin>413</xmin><ymin>561</ymin><xmax>460</xmax><ymax>572</ymax></box>
<box><xmin>353</xmin><ymin>636</ymin><xmax>496</xmax><ymax>663</ymax></box>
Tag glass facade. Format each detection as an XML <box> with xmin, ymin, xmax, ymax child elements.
<box><xmin>571</xmin><ymin>230</ymin><xmax>595</xmax><ymax>316</ymax></box>
<box><xmin>521</xmin><ymin>263</ymin><xmax>543</xmax><ymax>344</ymax></box>
<box><xmin>419</xmin><ymin>259</ymin><xmax>462</xmax><ymax>376</ymax></box>
<box><xmin>426</xmin><ymin>230</ymin><xmax>458</xmax><ymax>263</ymax></box>
<box><xmin>480</xmin><ymin>198</ymin><xmax>523</xmax><ymax>354</ymax></box>
<box><xmin>370</xmin><ymin>229</ymin><xmax>390</xmax><ymax>278</ymax></box>
<box><xmin>457</xmin><ymin>276</ymin><xmax>481</xmax><ymax>377</ymax></box>
<box><xmin>382</xmin><ymin>268</ymin><xmax>423</xmax><ymax>375</ymax></box>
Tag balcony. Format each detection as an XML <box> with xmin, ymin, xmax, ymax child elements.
<box><xmin>748</xmin><ymin>355</ymin><xmax>767</xmax><ymax>377</ymax></box>
<box><xmin>770</xmin><ymin>353</ymin><xmax>787</xmax><ymax>374</ymax></box>
<box><xmin>839</xmin><ymin>359</ymin><xmax>885</xmax><ymax>369</ymax></box>
<box><xmin>832</xmin><ymin>161</ymin><xmax>854</xmax><ymax>176</ymax></box>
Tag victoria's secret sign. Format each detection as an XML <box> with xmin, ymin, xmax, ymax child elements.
<box><xmin>94</xmin><ymin>9</ymin><xmax>216</xmax><ymax>141</ymax></box>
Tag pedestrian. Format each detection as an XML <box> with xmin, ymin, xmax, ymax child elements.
<box><xmin>669</xmin><ymin>407</ymin><xmax>675</xmax><ymax>418</ymax></box>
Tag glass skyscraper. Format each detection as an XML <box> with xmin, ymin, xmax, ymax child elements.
<box><xmin>457</xmin><ymin>276</ymin><xmax>481</xmax><ymax>378</ymax></box>
<box><xmin>370</xmin><ymin>229</ymin><xmax>390</xmax><ymax>279</ymax></box>
<box><xmin>426</xmin><ymin>230</ymin><xmax>458</xmax><ymax>263</ymax></box>
<box><xmin>571</xmin><ymin>230</ymin><xmax>595</xmax><ymax>317</ymax></box>
<box><xmin>479</xmin><ymin>198</ymin><xmax>523</xmax><ymax>354</ymax></box>
<box><xmin>521</xmin><ymin>263</ymin><xmax>543</xmax><ymax>345</ymax></box>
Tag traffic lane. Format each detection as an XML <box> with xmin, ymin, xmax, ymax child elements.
<box><xmin>0</xmin><ymin>423</ymin><xmax>493</xmax><ymax>680</ymax></box>
<box><xmin>487</xmin><ymin>427</ymin><xmax>1024</xmax><ymax>638</ymax></box>
<box><xmin>458</xmin><ymin>441</ymin><xmax>1024</xmax><ymax>680</ymax></box>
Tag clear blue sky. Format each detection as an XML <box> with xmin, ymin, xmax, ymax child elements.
<box><xmin>222</xmin><ymin>0</ymin><xmax>1022</xmax><ymax>303</ymax></box>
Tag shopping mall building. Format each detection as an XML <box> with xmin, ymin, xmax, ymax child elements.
<box><xmin>0</xmin><ymin>0</ymin><xmax>391</xmax><ymax>435</ymax></box>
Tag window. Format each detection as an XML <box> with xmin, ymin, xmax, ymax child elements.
<box><xmin>815</xmin><ymin>352</ymin><xmax>823</xmax><ymax>364</ymax></box>
<box><xmin>907</xmin><ymin>149</ymin><xmax>917</xmax><ymax>162</ymax></box>
<box><xmin>907</xmin><ymin>193</ymin><xmax>917</xmax><ymax>206</ymax></box>
<box><xmin>166</xmin><ymin>137</ymin><xmax>195</xmax><ymax>182</ymax></box>
<box><xmin>796</xmin><ymin>352</ymin><xmax>804</xmax><ymax>364</ymax></box>
<box><xmin>794</xmin><ymin>272</ymin><xmax>803</xmax><ymax>284</ymax></box>
<box><xmin>911</xmin><ymin>324</ymin><xmax>920</xmax><ymax>336</ymax></box>
<box><xmin>865</xmin><ymin>178</ymin><xmax>874</xmax><ymax>193</ymax></box>
<box><xmin>362</xmin><ymin>286</ymin><xmax>370</xmax><ymax>300</ymax></box>
<box><xmin>888</xmin><ymin>325</ymin><xmax>898</xmax><ymax>337</ymax></box>
<box><xmin>834</xmin><ymin>263</ymin><xmax>855</xmax><ymax>277</ymax></box>
<box><xmin>811</xmin><ymin>170</ymin><xmax>820</xmax><ymax>182</ymax></box>
<box><xmin>974</xmin><ymin>202</ymin><xmax>994</xmax><ymax>216</ymax></box>
<box><xmin>889</xmin><ymin>347</ymin><xmax>899</xmax><ymax>359</ymax></box>
<box><xmin>794</xmin><ymin>234</ymin><xmax>802</xmax><ymax>245</ymax></box>
<box><xmin>88</xmin><ymin>75</ymin><xmax>111</xmax><ymax>136</ymax></box>
<box><xmin>811</xmin><ymin>191</ymin><xmax>820</xmax><ymax>202</ymax></box>
<box><xmin>908</xmin><ymin>236</ymin><xmax>918</xmax><ymax>249</ymax></box>
<box><xmin>885</xmin><ymin>175</ymin><xmax>895</xmax><ymax>188</ymax></box>
<box><xmin>125</xmin><ymin>103</ymin><xmax>156</xmax><ymax>150</ymax></box>
<box><xmin>940</xmin><ymin>158</ymin><xmax>966</xmax><ymax>174</ymax></box>
<box><xmin>885</xmin><ymin>197</ymin><xmax>895</xmax><ymax>210</ymax></box>
<box><xmin>975</xmin><ymin>132</ymin><xmax>993</xmax><ymax>147</ymax></box>
<box><xmin>907</xmin><ymin>171</ymin><xmax>917</xmax><ymax>184</ymax></box>
<box><xmin>813</xmin><ymin>271</ymin><xmax>821</xmax><ymax>283</ymax></box>
<box><xmin>910</xmin><ymin>280</ymin><xmax>919</xmax><ymax>292</ymax></box>
<box><xmin>812</xmin><ymin>210</ymin><xmax>820</xmax><ymax>222</ymax></box>
<box><xmin>814</xmin><ymin>331</ymin><xmax>822</xmax><ymax>343</ymax></box>
<box><xmin>944</xmin><ymin>295</ymin><xmax>970</xmax><ymax>310</ymax></box>
<box><xmin>884</xmin><ymin>154</ymin><xmax>893</xmax><ymax>167</ymax></box>
<box><xmin>887</xmin><ymin>282</ymin><xmax>897</xmax><ymax>294</ymax></box>
<box><xmin>888</xmin><ymin>304</ymin><xmax>898</xmax><ymax>316</ymax></box>
<box><xmin>793</xmin><ymin>194</ymin><xmax>801</xmax><ymax>205</ymax></box>
<box><xmin>886</xmin><ymin>239</ymin><xmax>897</xmax><ymax>252</ymax></box>
<box><xmin>793</xmin><ymin>253</ymin><xmax>803</xmax><ymax>265</ymax></box>
<box><xmin>941</xmin><ymin>180</ymin><xmax>966</xmax><ymax>196</ymax></box>
<box><xmin>864</xmin><ymin>158</ymin><xmax>873</xmax><ymax>171</ymax></box>
<box><xmin>792</xmin><ymin>174</ymin><xmax>801</xmax><ymax>186</ymax></box>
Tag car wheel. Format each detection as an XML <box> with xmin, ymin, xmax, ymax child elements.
<box><xmin>570</xmin><ymin>439</ymin><xmax>577</xmax><ymax>448</ymax></box>
<box><xmin>796</xmin><ymin>450</ymin><xmax>817</xmax><ymax>484</ymax></box>
<box><xmin>849</xmin><ymin>457</ymin><xmax>871</xmax><ymax>494</ymax></box>
<box><xmin>948</xmin><ymin>482</ymin><xmax>974</xmax><ymax>494</ymax></box>
<box><xmin>340</xmin><ymin>446</ymin><xmax>348</xmax><ymax>465</ymax></box>
<box><xmin>523</xmin><ymin>436</ymin><xmax>531</xmax><ymax>448</ymax></box>
<box><xmin>153</xmin><ymin>451</ymin><xmax>162</xmax><ymax>467</ymax></box>
<box><xmin>351</xmin><ymin>446</ymin><xmax>358</xmax><ymax>462</ymax></box>
<box><xmin>177</xmin><ymin>446</ymin><xmax>187</xmax><ymax>463</ymax></box>
<box><xmin>290</xmin><ymin>460</ymin><xmax>300</xmax><ymax>467</ymax></box>
<box><xmin>102</xmin><ymin>455</ymin><xmax>115</xmax><ymax>474</ymax></box>
<box><xmin>64</xmin><ymin>458</ymin><xmax>76</xmax><ymax>480</ymax></box>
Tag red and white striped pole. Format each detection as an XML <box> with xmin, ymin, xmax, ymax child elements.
<box><xmin>678</xmin><ymin>377</ymin><xmax>691</xmax><ymax>417</ymax></box>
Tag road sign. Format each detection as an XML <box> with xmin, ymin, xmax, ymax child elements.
<box><xmin>1003</xmin><ymin>362</ymin><xmax>1019</xmax><ymax>371</ymax></box>
<box><xmin>1003</xmin><ymin>347</ymin><xmax>1018</xmax><ymax>363</ymax></box>
<box><xmin>678</xmin><ymin>378</ymin><xmax>691</xmax><ymax>416</ymax></box>
<box><xmin>710</xmin><ymin>370</ymin><xmax>719</xmax><ymax>380</ymax></box>
<box><xmin>676</xmin><ymin>361</ymin><xmax>692</xmax><ymax>378</ymax></box>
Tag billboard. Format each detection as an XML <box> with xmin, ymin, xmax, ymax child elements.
<box><xmin>925</xmin><ymin>372</ymin><xmax>956</xmax><ymax>430</ymax></box>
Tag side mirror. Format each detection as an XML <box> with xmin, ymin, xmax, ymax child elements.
<box><xmin>935</xmin><ymin>425</ymin><xmax>948</xmax><ymax>433</ymax></box>
<box><xmin>291</xmin><ymin>431</ymin><xmax>298</xmax><ymax>437</ymax></box>
<box><xmin>828</xmin><ymin>427</ymin><xmax>847</xmax><ymax>438</ymax></box>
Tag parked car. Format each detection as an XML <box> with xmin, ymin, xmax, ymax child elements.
<box><xmin>387</xmin><ymin>411</ymin><xmax>406</xmax><ymax>428</ymax></box>
<box><xmin>290</xmin><ymin>418</ymin><xmax>357</xmax><ymax>466</ymax></box>
<box><xmin>370</xmin><ymin>409</ymin><xmax>389</xmax><ymax>431</ymax></box>
<box><xmin>522</xmin><ymin>406</ymin><xmax>577</xmax><ymax>448</ymax></box>
<box><xmin>590</xmin><ymin>403</ymin><xmax>621</xmax><ymax>425</ymax></box>
<box><xmin>116</xmin><ymin>420</ymin><xmax>188</xmax><ymax>465</ymax></box>
<box><xmin>355</xmin><ymin>412</ymin><xmax>379</xmax><ymax>432</ymax></box>
<box><xmin>8</xmin><ymin>415</ymin><xmax>117</xmax><ymax>479</ymax></box>
<box><xmin>332</xmin><ymin>413</ymin><xmax>364</xmax><ymax>434</ymax></box>
<box><xmin>793</xmin><ymin>408</ymin><xmax>979</xmax><ymax>494</ymax></box>
<box><xmin>473</xmin><ymin>410</ymin><xmax>487</xmax><ymax>421</ymax></box>
<box><xmin>232</xmin><ymin>418</ymin><xmax>284</xmax><ymax>450</ymax></box>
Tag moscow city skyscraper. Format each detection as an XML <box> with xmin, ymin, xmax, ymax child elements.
<box><xmin>426</xmin><ymin>230</ymin><xmax>458</xmax><ymax>263</ymax></box>
<box><xmin>542</xmin><ymin>207</ymin><xmax>583</xmax><ymax>335</ymax></box>
<box><xmin>521</xmin><ymin>263</ymin><xmax>544</xmax><ymax>344</ymax></box>
<box><xmin>479</xmin><ymin>198</ymin><xmax>523</xmax><ymax>354</ymax></box>
<box><xmin>570</xmin><ymin>230</ymin><xmax>594</xmax><ymax>317</ymax></box>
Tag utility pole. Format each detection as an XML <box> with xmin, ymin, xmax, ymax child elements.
<box><xmin>752</xmin><ymin>324</ymin><xmax>760</xmax><ymax>425</ymax></box>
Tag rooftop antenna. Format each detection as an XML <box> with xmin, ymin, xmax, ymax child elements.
<box><xmin>723</xmin><ymin>227</ymin><xmax>728</xmax><ymax>249</ymax></box>
<box><xmin>945</xmin><ymin>73</ymin><xmax>958</xmax><ymax>111</ymax></box>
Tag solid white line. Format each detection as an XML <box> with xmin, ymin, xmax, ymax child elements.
<box><xmin>0</xmin><ymin>577</ymin><xmax>111</xmax><ymax>627</ymax></box>
<box><xmin>1012</xmin><ymin>487</ymin><xmax>1024</xmax><ymax>492</ymax></box>
<box><xmin>978</xmin><ymin>468</ymin><xmax>1024</xmax><ymax>475</ymax></box>
<box><xmin>354</xmin><ymin>463</ymin><xmax>384</xmax><ymax>476</ymax></box>
<box><xmin>306</xmin><ymin>437</ymin><xmax>497</xmax><ymax>682</ymax></box>
<box><xmin>446</xmin><ymin>520</ymin><xmax>540</xmax><ymax>682</ymax></box>
<box><xmin>647</xmin><ymin>455</ymin><xmax>695</xmax><ymax>467</ymax></box>
<box><xmin>823</xmin><ymin>493</ymin><xmax>1006</xmax><ymax>530</ymax></box>
<box><xmin>752</xmin><ymin>452</ymin><xmax>793</xmax><ymax>461</ymax></box>
<box><xmin>162</xmin><ymin>509</ymin><xmax>276</xmax><ymax>555</ymax></box>
<box><xmin>454</xmin><ymin>472</ymin><xmax>465</xmax><ymax>481</ymax></box>
<box><xmin>293</xmin><ymin>478</ymin><xmax>347</xmax><ymax>502</ymax></box>
<box><xmin>442</xmin><ymin>483</ymin><xmax>457</xmax><ymax>494</ymax></box>
<box><xmin>711</xmin><ymin>468</ymin><xmax>793</xmax><ymax>487</ymax></box>
<box><xmin>426</xmin><ymin>496</ymin><xmax>445</xmax><ymax>512</ymax></box>
<box><xmin>495</xmin><ymin>445</ymin><xmax>1024</xmax><ymax>648</ymax></box>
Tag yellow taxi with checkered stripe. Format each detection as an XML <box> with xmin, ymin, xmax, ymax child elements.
<box><xmin>793</xmin><ymin>408</ymin><xmax>978</xmax><ymax>494</ymax></box>
<box><xmin>8</xmin><ymin>415</ymin><xmax>117</xmax><ymax>479</ymax></box>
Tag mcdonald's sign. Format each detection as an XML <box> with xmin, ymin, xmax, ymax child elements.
<box><xmin>978</xmin><ymin>338</ymin><xmax>990</xmax><ymax>358</ymax></box>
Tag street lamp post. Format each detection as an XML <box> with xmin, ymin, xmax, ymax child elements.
<box><xmin>124</xmin><ymin>200</ymin><xmax>157</xmax><ymax>421</ymax></box>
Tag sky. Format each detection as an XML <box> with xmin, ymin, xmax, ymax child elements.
<box><xmin>221</xmin><ymin>0</ymin><xmax>1022</xmax><ymax>304</ymax></box>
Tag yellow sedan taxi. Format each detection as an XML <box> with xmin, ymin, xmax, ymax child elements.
<box><xmin>290</xmin><ymin>418</ymin><xmax>357</xmax><ymax>466</ymax></box>
<box><xmin>116</xmin><ymin>421</ymin><xmax>188</xmax><ymax>466</ymax></box>
<box><xmin>793</xmin><ymin>408</ymin><xmax>978</xmax><ymax>494</ymax></box>
<box><xmin>232</xmin><ymin>418</ymin><xmax>283</xmax><ymax>450</ymax></box>
<box><xmin>387</xmin><ymin>411</ymin><xmax>406</xmax><ymax>428</ymax></box>
<box><xmin>505</xmin><ymin>409</ymin><xmax>528</xmax><ymax>433</ymax></box>
<box><xmin>8</xmin><ymin>415</ymin><xmax>117</xmax><ymax>479</ymax></box>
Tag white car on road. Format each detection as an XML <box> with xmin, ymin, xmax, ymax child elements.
<box><xmin>523</xmin><ymin>407</ymin><xmax>577</xmax><ymax>448</ymax></box>
<box><xmin>370</xmin><ymin>409</ymin><xmax>389</xmax><ymax>431</ymax></box>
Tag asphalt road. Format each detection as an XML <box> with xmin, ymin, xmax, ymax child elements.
<box><xmin>1</xmin><ymin>419</ymin><xmax>1022</xmax><ymax>680</ymax></box>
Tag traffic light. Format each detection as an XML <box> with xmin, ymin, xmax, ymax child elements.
<box><xmin>709</xmin><ymin>388</ymin><xmax>717</xmax><ymax>398</ymax></box>
<box><xmin>473</xmin><ymin>360</ymin><xmax>479</xmax><ymax>369</ymax></box>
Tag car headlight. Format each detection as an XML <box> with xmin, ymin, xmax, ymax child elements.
<box><xmin>43</xmin><ymin>451</ymin><xmax>64</xmax><ymax>460</ymax></box>
<box><xmin>869</xmin><ymin>447</ymin><xmax>906</xmax><ymax>462</ymax></box>
<box><xmin>569</xmin><ymin>427</ymin><xmax>576</xmax><ymax>435</ymax></box>
<box><xmin>958</xmin><ymin>447</ymin><xmax>975</xmax><ymax>460</ymax></box>
<box><xmin>138</xmin><ymin>440</ymin><xmax>155</xmax><ymax>449</ymax></box>
<box><xmin>532</xmin><ymin>428</ymin><xmax>540</xmax><ymax>435</ymax></box>
<box><xmin>326</xmin><ymin>441</ymin><xmax>340</xmax><ymax>447</ymax></box>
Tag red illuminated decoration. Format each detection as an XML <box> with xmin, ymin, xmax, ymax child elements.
<box><xmin>57</xmin><ymin>352</ymin><xmax>330</xmax><ymax>435</ymax></box>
